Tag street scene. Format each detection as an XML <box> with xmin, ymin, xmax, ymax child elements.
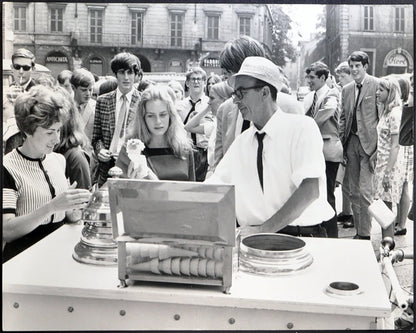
<box><xmin>2</xmin><ymin>2</ymin><xmax>414</xmax><ymax>330</ymax></box>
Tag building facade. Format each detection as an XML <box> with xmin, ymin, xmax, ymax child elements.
<box><xmin>4</xmin><ymin>2</ymin><xmax>273</xmax><ymax>78</ymax></box>
<box><xmin>325</xmin><ymin>4</ymin><xmax>413</xmax><ymax>76</ymax></box>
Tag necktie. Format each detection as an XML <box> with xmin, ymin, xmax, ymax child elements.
<box><xmin>241</xmin><ymin>119</ymin><xmax>251</xmax><ymax>133</ymax></box>
<box><xmin>306</xmin><ymin>92</ymin><xmax>317</xmax><ymax>117</ymax></box>
<box><xmin>109</xmin><ymin>94</ymin><xmax>128</xmax><ymax>154</ymax></box>
<box><xmin>119</xmin><ymin>94</ymin><xmax>128</xmax><ymax>138</ymax></box>
<box><xmin>184</xmin><ymin>99</ymin><xmax>201</xmax><ymax>144</ymax></box>
<box><xmin>256</xmin><ymin>132</ymin><xmax>266</xmax><ymax>192</ymax></box>
<box><xmin>351</xmin><ymin>83</ymin><xmax>362</xmax><ymax>134</ymax></box>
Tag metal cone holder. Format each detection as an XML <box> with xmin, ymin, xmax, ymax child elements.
<box><xmin>72</xmin><ymin>167</ymin><xmax>123</xmax><ymax>265</ymax></box>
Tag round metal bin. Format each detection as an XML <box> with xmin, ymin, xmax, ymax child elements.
<box><xmin>239</xmin><ymin>233</ymin><xmax>313</xmax><ymax>275</ymax></box>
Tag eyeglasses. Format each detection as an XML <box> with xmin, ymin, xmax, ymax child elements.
<box><xmin>190</xmin><ymin>77</ymin><xmax>204</xmax><ymax>82</ymax></box>
<box><xmin>13</xmin><ymin>64</ymin><xmax>32</xmax><ymax>71</ymax></box>
<box><xmin>232</xmin><ymin>85</ymin><xmax>264</xmax><ymax>100</ymax></box>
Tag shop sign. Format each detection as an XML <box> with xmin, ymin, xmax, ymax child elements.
<box><xmin>202</xmin><ymin>58</ymin><xmax>220</xmax><ymax>67</ymax></box>
<box><xmin>46</xmin><ymin>52</ymin><xmax>68</xmax><ymax>63</ymax></box>
<box><xmin>170</xmin><ymin>60</ymin><xmax>181</xmax><ymax>67</ymax></box>
<box><xmin>386</xmin><ymin>53</ymin><xmax>407</xmax><ymax>67</ymax></box>
<box><xmin>90</xmin><ymin>57</ymin><xmax>103</xmax><ymax>64</ymax></box>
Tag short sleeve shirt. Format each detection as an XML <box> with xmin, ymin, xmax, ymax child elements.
<box><xmin>207</xmin><ymin>109</ymin><xmax>334</xmax><ymax>227</ymax></box>
<box><xmin>3</xmin><ymin>149</ymin><xmax>68</xmax><ymax>223</ymax></box>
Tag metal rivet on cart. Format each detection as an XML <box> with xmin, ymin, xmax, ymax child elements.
<box><xmin>287</xmin><ymin>322</ymin><xmax>294</xmax><ymax>329</ymax></box>
<box><xmin>174</xmin><ymin>314</ymin><xmax>180</xmax><ymax>321</ymax></box>
<box><xmin>119</xmin><ymin>310</ymin><xmax>126</xmax><ymax>316</ymax></box>
<box><xmin>228</xmin><ymin>318</ymin><xmax>235</xmax><ymax>325</ymax></box>
<box><xmin>13</xmin><ymin>302</ymin><xmax>19</xmax><ymax>309</ymax></box>
<box><xmin>68</xmin><ymin>306</ymin><xmax>74</xmax><ymax>313</ymax></box>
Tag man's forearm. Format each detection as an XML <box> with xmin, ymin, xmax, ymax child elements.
<box><xmin>260</xmin><ymin>178</ymin><xmax>319</xmax><ymax>233</ymax></box>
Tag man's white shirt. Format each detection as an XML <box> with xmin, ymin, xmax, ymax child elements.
<box><xmin>207</xmin><ymin>108</ymin><xmax>334</xmax><ymax>227</ymax></box>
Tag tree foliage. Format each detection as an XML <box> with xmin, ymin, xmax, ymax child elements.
<box><xmin>315</xmin><ymin>6</ymin><xmax>326</xmax><ymax>38</ymax></box>
<box><xmin>270</xmin><ymin>5</ymin><xmax>297</xmax><ymax>67</ymax></box>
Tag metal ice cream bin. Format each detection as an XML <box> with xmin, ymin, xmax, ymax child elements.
<box><xmin>107</xmin><ymin>179</ymin><xmax>236</xmax><ymax>293</ymax></box>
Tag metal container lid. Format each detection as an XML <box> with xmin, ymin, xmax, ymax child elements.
<box><xmin>239</xmin><ymin>233</ymin><xmax>313</xmax><ymax>275</ymax></box>
<box><xmin>107</xmin><ymin>179</ymin><xmax>236</xmax><ymax>245</ymax></box>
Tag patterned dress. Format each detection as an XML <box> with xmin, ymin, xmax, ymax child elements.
<box><xmin>373</xmin><ymin>106</ymin><xmax>404</xmax><ymax>204</ymax></box>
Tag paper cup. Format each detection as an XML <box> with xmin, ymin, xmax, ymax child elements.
<box><xmin>368</xmin><ymin>199</ymin><xmax>396</xmax><ymax>229</ymax></box>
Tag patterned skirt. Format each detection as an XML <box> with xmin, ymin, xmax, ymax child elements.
<box><xmin>401</xmin><ymin>145</ymin><xmax>414</xmax><ymax>183</ymax></box>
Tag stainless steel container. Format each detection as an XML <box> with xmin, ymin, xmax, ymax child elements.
<box><xmin>108</xmin><ymin>179</ymin><xmax>236</xmax><ymax>293</ymax></box>
<box><xmin>72</xmin><ymin>183</ymin><xmax>118</xmax><ymax>265</ymax></box>
<box><xmin>239</xmin><ymin>233</ymin><xmax>313</xmax><ymax>275</ymax></box>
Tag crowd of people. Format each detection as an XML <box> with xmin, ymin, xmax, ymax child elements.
<box><xmin>2</xmin><ymin>39</ymin><xmax>414</xmax><ymax>263</ymax></box>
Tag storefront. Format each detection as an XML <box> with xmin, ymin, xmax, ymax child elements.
<box><xmin>45</xmin><ymin>51</ymin><xmax>70</xmax><ymax>79</ymax></box>
<box><xmin>383</xmin><ymin>48</ymin><xmax>414</xmax><ymax>75</ymax></box>
<box><xmin>201</xmin><ymin>57</ymin><xmax>222</xmax><ymax>76</ymax></box>
<box><xmin>88</xmin><ymin>56</ymin><xmax>104</xmax><ymax>77</ymax></box>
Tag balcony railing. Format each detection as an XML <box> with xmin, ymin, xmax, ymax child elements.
<box><xmin>74</xmin><ymin>32</ymin><xmax>199</xmax><ymax>50</ymax></box>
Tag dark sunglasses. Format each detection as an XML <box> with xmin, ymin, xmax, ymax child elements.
<box><xmin>13</xmin><ymin>64</ymin><xmax>32</xmax><ymax>71</ymax></box>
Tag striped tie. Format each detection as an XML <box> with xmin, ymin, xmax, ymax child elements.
<box><xmin>306</xmin><ymin>92</ymin><xmax>317</xmax><ymax>117</ymax></box>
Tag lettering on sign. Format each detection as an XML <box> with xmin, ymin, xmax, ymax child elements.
<box><xmin>387</xmin><ymin>54</ymin><xmax>407</xmax><ymax>67</ymax></box>
<box><xmin>90</xmin><ymin>58</ymin><xmax>103</xmax><ymax>64</ymax></box>
<box><xmin>46</xmin><ymin>56</ymin><xmax>68</xmax><ymax>63</ymax></box>
<box><xmin>202</xmin><ymin>58</ymin><xmax>220</xmax><ymax>68</ymax></box>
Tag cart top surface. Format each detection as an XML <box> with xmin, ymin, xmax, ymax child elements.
<box><xmin>3</xmin><ymin>224</ymin><xmax>391</xmax><ymax>317</ymax></box>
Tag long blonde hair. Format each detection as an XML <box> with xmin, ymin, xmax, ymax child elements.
<box><xmin>126</xmin><ymin>85</ymin><xmax>193</xmax><ymax>159</ymax></box>
<box><xmin>378</xmin><ymin>77</ymin><xmax>402</xmax><ymax>115</ymax></box>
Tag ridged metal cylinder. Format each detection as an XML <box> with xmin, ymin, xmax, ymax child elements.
<box><xmin>239</xmin><ymin>233</ymin><xmax>313</xmax><ymax>275</ymax></box>
<box><xmin>72</xmin><ymin>183</ymin><xmax>117</xmax><ymax>265</ymax></box>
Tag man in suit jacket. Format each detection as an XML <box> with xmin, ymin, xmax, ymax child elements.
<box><xmin>339</xmin><ymin>51</ymin><xmax>379</xmax><ymax>240</ymax></box>
<box><xmin>213</xmin><ymin>36</ymin><xmax>303</xmax><ymax>170</ymax></box>
<box><xmin>92</xmin><ymin>52</ymin><xmax>142</xmax><ymax>187</ymax></box>
<box><xmin>304</xmin><ymin>61</ymin><xmax>343</xmax><ymax>238</ymax></box>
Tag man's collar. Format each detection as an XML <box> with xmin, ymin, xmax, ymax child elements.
<box><xmin>355</xmin><ymin>74</ymin><xmax>367</xmax><ymax>86</ymax></box>
<box><xmin>251</xmin><ymin>105</ymin><xmax>281</xmax><ymax>136</ymax></box>
<box><xmin>189</xmin><ymin>92</ymin><xmax>204</xmax><ymax>103</ymax></box>
<box><xmin>116</xmin><ymin>88</ymin><xmax>134</xmax><ymax>101</ymax></box>
<box><xmin>315</xmin><ymin>84</ymin><xmax>329</xmax><ymax>97</ymax></box>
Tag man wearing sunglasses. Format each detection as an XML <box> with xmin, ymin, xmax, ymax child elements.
<box><xmin>4</xmin><ymin>49</ymin><xmax>38</xmax><ymax>155</ymax></box>
<box><xmin>10</xmin><ymin>48</ymin><xmax>37</xmax><ymax>91</ymax></box>
<box><xmin>207</xmin><ymin>57</ymin><xmax>334</xmax><ymax>238</ymax></box>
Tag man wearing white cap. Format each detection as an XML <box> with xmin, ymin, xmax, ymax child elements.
<box><xmin>207</xmin><ymin>57</ymin><xmax>335</xmax><ymax>237</ymax></box>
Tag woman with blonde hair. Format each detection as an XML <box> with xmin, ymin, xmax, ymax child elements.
<box><xmin>373</xmin><ymin>76</ymin><xmax>404</xmax><ymax>238</ymax></box>
<box><xmin>167</xmin><ymin>80</ymin><xmax>185</xmax><ymax>102</ymax></box>
<box><xmin>116</xmin><ymin>85</ymin><xmax>195</xmax><ymax>181</ymax></box>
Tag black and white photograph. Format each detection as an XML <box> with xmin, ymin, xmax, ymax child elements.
<box><xmin>2</xmin><ymin>1</ymin><xmax>414</xmax><ymax>330</ymax></box>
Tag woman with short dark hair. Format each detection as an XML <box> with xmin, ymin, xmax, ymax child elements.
<box><xmin>2</xmin><ymin>85</ymin><xmax>91</xmax><ymax>263</ymax></box>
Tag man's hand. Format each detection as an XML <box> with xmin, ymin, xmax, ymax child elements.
<box><xmin>97</xmin><ymin>148</ymin><xmax>112</xmax><ymax>162</ymax></box>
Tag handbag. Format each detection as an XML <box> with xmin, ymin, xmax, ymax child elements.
<box><xmin>399</xmin><ymin>104</ymin><xmax>414</xmax><ymax>146</ymax></box>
